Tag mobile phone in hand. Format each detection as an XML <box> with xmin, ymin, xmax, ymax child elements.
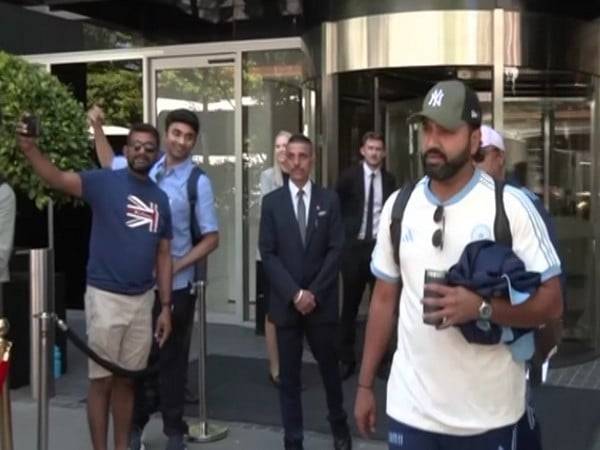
<box><xmin>19</xmin><ymin>114</ymin><xmax>40</xmax><ymax>137</ymax></box>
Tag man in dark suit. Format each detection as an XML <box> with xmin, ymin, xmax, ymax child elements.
<box><xmin>259</xmin><ymin>134</ymin><xmax>351</xmax><ymax>450</ymax></box>
<box><xmin>335</xmin><ymin>132</ymin><xmax>396</xmax><ymax>380</ymax></box>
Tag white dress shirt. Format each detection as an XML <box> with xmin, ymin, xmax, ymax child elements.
<box><xmin>358</xmin><ymin>161</ymin><xmax>383</xmax><ymax>240</ymax></box>
<box><xmin>289</xmin><ymin>179</ymin><xmax>312</xmax><ymax>221</ymax></box>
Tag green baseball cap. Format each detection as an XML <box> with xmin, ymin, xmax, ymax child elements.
<box><xmin>408</xmin><ymin>80</ymin><xmax>482</xmax><ymax>130</ymax></box>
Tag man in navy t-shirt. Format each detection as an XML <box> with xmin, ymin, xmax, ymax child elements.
<box><xmin>17</xmin><ymin>121</ymin><xmax>173</xmax><ymax>450</ymax></box>
<box><xmin>90</xmin><ymin>107</ymin><xmax>220</xmax><ymax>450</ymax></box>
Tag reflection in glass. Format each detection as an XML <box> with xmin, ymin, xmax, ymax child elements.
<box><xmin>49</xmin><ymin>60</ymin><xmax>144</xmax><ymax>311</ymax></box>
<box><xmin>338</xmin><ymin>68</ymin><xmax>493</xmax><ymax>186</ymax></box>
<box><xmin>242</xmin><ymin>49</ymin><xmax>303</xmax><ymax>320</ymax></box>
<box><xmin>53</xmin><ymin>59</ymin><xmax>144</xmax><ymax>152</ymax></box>
<box><xmin>503</xmin><ymin>69</ymin><xmax>596</xmax><ymax>362</ymax></box>
<box><xmin>156</xmin><ymin>66</ymin><xmax>236</xmax><ymax>316</ymax></box>
<box><xmin>87</xmin><ymin>60</ymin><xmax>143</xmax><ymax>127</ymax></box>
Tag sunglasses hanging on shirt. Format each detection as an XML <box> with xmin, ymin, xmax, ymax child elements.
<box><xmin>431</xmin><ymin>205</ymin><xmax>445</xmax><ymax>250</ymax></box>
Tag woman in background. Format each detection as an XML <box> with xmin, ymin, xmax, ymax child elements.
<box><xmin>258</xmin><ymin>130</ymin><xmax>291</xmax><ymax>386</ymax></box>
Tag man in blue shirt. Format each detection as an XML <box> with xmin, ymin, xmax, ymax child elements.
<box><xmin>16</xmin><ymin>121</ymin><xmax>173</xmax><ymax>450</ymax></box>
<box><xmin>90</xmin><ymin>107</ymin><xmax>219</xmax><ymax>450</ymax></box>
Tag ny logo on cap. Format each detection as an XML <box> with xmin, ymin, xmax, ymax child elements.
<box><xmin>471</xmin><ymin>110</ymin><xmax>479</xmax><ymax>119</ymax></box>
<box><xmin>428</xmin><ymin>89</ymin><xmax>444</xmax><ymax>107</ymax></box>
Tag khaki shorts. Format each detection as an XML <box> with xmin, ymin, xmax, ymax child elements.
<box><xmin>84</xmin><ymin>285</ymin><xmax>154</xmax><ymax>379</ymax></box>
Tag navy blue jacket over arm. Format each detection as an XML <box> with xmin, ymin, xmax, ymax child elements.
<box><xmin>447</xmin><ymin>240</ymin><xmax>541</xmax><ymax>345</ymax></box>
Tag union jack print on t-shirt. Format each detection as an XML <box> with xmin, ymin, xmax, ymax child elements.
<box><xmin>126</xmin><ymin>195</ymin><xmax>160</xmax><ymax>233</ymax></box>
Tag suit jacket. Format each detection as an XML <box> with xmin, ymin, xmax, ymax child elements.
<box><xmin>335</xmin><ymin>164</ymin><xmax>396</xmax><ymax>243</ymax></box>
<box><xmin>259</xmin><ymin>182</ymin><xmax>344</xmax><ymax>327</ymax></box>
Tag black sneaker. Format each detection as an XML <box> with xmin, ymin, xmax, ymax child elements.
<box><xmin>129</xmin><ymin>427</ymin><xmax>145</xmax><ymax>450</ymax></box>
<box><xmin>165</xmin><ymin>434</ymin><xmax>187</xmax><ymax>450</ymax></box>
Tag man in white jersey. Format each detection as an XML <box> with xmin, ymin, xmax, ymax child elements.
<box><xmin>354</xmin><ymin>80</ymin><xmax>563</xmax><ymax>450</ymax></box>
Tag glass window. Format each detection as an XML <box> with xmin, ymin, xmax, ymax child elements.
<box><xmin>53</xmin><ymin>59</ymin><xmax>144</xmax><ymax>155</ymax></box>
<box><xmin>155</xmin><ymin>64</ymin><xmax>236</xmax><ymax>317</ymax></box>
<box><xmin>48</xmin><ymin>59</ymin><xmax>143</xmax><ymax>310</ymax></box>
<box><xmin>87</xmin><ymin>60</ymin><xmax>144</xmax><ymax>126</ymax></box>
<box><xmin>86</xmin><ymin>60</ymin><xmax>144</xmax><ymax>155</ymax></box>
<box><xmin>242</xmin><ymin>49</ymin><xmax>303</xmax><ymax>320</ymax></box>
<box><xmin>504</xmin><ymin>68</ymin><xmax>595</xmax><ymax>361</ymax></box>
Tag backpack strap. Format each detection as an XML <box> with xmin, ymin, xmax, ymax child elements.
<box><xmin>187</xmin><ymin>164</ymin><xmax>205</xmax><ymax>245</ymax></box>
<box><xmin>390</xmin><ymin>180</ymin><xmax>417</xmax><ymax>267</ymax></box>
<box><xmin>187</xmin><ymin>164</ymin><xmax>207</xmax><ymax>281</ymax></box>
<box><xmin>493</xmin><ymin>179</ymin><xmax>512</xmax><ymax>247</ymax></box>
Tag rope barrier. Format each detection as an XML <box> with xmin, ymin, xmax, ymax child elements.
<box><xmin>53</xmin><ymin>316</ymin><xmax>159</xmax><ymax>379</ymax></box>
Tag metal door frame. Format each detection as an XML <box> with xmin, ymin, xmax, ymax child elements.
<box><xmin>383</xmin><ymin>99</ymin><xmax>424</xmax><ymax>181</ymax></box>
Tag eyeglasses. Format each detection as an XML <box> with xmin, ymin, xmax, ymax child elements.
<box><xmin>130</xmin><ymin>142</ymin><xmax>158</xmax><ymax>153</ymax></box>
<box><xmin>431</xmin><ymin>205</ymin><xmax>445</xmax><ymax>250</ymax></box>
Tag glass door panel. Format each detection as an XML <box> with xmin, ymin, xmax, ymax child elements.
<box><xmin>372</xmin><ymin>68</ymin><xmax>492</xmax><ymax>185</ymax></box>
<box><xmin>385</xmin><ymin>99</ymin><xmax>423</xmax><ymax>183</ymax></box>
<box><xmin>503</xmin><ymin>69</ymin><xmax>596</xmax><ymax>361</ymax></box>
<box><xmin>241</xmin><ymin>49</ymin><xmax>304</xmax><ymax>322</ymax></box>
<box><xmin>152</xmin><ymin>56</ymin><xmax>239</xmax><ymax>321</ymax></box>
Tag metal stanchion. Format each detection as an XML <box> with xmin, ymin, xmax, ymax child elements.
<box><xmin>30</xmin><ymin>249</ymin><xmax>54</xmax><ymax>450</ymax></box>
<box><xmin>30</xmin><ymin>248</ymin><xmax>54</xmax><ymax>400</ymax></box>
<box><xmin>0</xmin><ymin>318</ymin><xmax>14</xmax><ymax>450</ymax></box>
<box><xmin>36</xmin><ymin>312</ymin><xmax>51</xmax><ymax>450</ymax></box>
<box><xmin>187</xmin><ymin>280</ymin><xmax>228</xmax><ymax>443</ymax></box>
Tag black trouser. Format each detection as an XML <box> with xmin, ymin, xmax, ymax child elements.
<box><xmin>339</xmin><ymin>239</ymin><xmax>375</xmax><ymax>364</ymax></box>
<box><xmin>277</xmin><ymin>322</ymin><xmax>348</xmax><ymax>449</ymax></box>
<box><xmin>133</xmin><ymin>288</ymin><xmax>196</xmax><ymax>436</ymax></box>
<box><xmin>255</xmin><ymin>260</ymin><xmax>268</xmax><ymax>335</ymax></box>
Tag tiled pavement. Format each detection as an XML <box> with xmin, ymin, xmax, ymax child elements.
<box><xmin>547</xmin><ymin>358</ymin><xmax>600</xmax><ymax>390</ymax></box>
<box><xmin>7</xmin><ymin>310</ymin><xmax>600</xmax><ymax>450</ymax></box>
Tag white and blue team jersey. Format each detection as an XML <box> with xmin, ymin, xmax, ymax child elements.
<box><xmin>371</xmin><ymin>169</ymin><xmax>561</xmax><ymax>436</ymax></box>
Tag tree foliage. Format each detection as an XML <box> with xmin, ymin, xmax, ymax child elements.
<box><xmin>0</xmin><ymin>52</ymin><xmax>91</xmax><ymax>208</ymax></box>
<box><xmin>157</xmin><ymin>66</ymin><xmax>236</xmax><ymax>109</ymax></box>
<box><xmin>87</xmin><ymin>61</ymin><xmax>143</xmax><ymax>126</ymax></box>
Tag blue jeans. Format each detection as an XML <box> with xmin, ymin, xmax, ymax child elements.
<box><xmin>388</xmin><ymin>417</ymin><xmax>517</xmax><ymax>450</ymax></box>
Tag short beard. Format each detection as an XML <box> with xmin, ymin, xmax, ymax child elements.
<box><xmin>421</xmin><ymin>145</ymin><xmax>471</xmax><ymax>181</ymax></box>
<box><xmin>127</xmin><ymin>161</ymin><xmax>152</xmax><ymax>176</ymax></box>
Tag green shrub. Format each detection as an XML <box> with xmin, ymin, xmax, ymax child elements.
<box><xmin>0</xmin><ymin>51</ymin><xmax>92</xmax><ymax>208</ymax></box>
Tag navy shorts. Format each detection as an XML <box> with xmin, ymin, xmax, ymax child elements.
<box><xmin>516</xmin><ymin>405</ymin><xmax>542</xmax><ymax>450</ymax></box>
<box><xmin>388</xmin><ymin>417</ymin><xmax>518</xmax><ymax>450</ymax></box>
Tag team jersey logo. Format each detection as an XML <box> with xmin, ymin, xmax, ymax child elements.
<box><xmin>126</xmin><ymin>195</ymin><xmax>160</xmax><ymax>233</ymax></box>
<box><xmin>401</xmin><ymin>227</ymin><xmax>414</xmax><ymax>243</ymax></box>
<box><xmin>471</xmin><ymin>224</ymin><xmax>492</xmax><ymax>240</ymax></box>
